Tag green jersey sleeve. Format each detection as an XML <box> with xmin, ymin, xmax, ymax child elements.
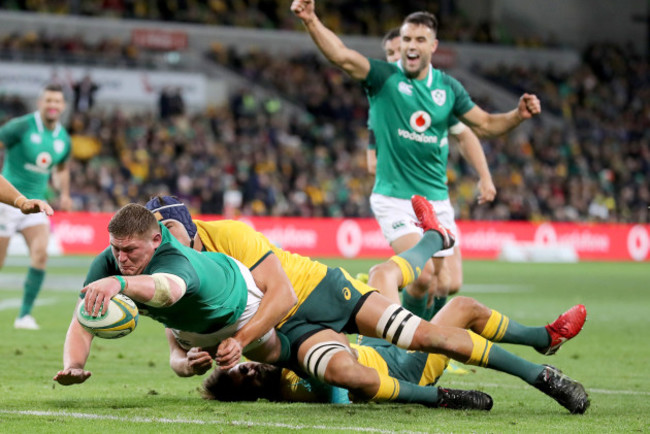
<box><xmin>363</xmin><ymin>58</ymin><xmax>400</xmax><ymax>98</ymax></box>
<box><xmin>0</xmin><ymin>117</ymin><xmax>27</xmax><ymax>148</ymax></box>
<box><xmin>442</xmin><ymin>74</ymin><xmax>475</xmax><ymax>117</ymax></box>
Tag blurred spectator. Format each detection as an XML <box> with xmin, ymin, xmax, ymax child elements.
<box><xmin>72</xmin><ymin>74</ymin><xmax>99</xmax><ymax>113</ymax></box>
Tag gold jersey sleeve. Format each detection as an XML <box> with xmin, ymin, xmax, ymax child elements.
<box><xmin>194</xmin><ymin>220</ymin><xmax>328</xmax><ymax>320</ymax></box>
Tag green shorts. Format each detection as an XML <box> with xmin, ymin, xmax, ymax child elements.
<box><xmin>278</xmin><ymin>267</ymin><xmax>376</xmax><ymax>357</ymax></box>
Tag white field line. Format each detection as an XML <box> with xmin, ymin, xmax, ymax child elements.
<box><xmin>449</xmin><ymin>380</ymin><xmax>650</xmax><ymax>396</ymax></box>
<box><xmin>0</xmin><ymin>297</ymin><xmax>60</xmax><ymax>311</ymax></box>
<box><xmin>0</xmin><ymin>410</ymin><xmax>426</xmax><ymax>433</ymax></box>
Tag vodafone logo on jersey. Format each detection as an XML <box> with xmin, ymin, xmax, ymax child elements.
<box><xmin>409</xmin><ymin>111</ymin><xmax>431</xmax><ymax>133</ymax></box>
<box><xmin>36</xmin><ymin>152</ymin><xmax>52</xmax><ymax>168</ymax></box>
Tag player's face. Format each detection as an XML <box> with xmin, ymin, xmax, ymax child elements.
<box><xmin>109</xmin><ymin>231</ymin><xmax>161</xmax><ymax>275</ymax></box>
<box><xmin>38</xmin><ymin>90</ymin><xmax>66</xmax><ymax>123</ymax></box>
<box><xmin>400</xmin><ymin>23</ymin><xmax>438</xmax><ymax>79</ymax></box>
<box><xmin>162</xmin><ymin>219</ymin><xmax>192</xmax><ymax>247</ymax></box>
<box><xmin>383</xmin><ymin>37</ymin><xmax>401</xmax><ymax>63</ymax></box>
<box><xmin>226</xmin><ymin>362</ymin><xmax>277</xmax><ymax>400</ymax></box>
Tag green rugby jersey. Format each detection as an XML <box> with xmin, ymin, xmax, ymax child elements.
<box><xmin>0</xmin><ymin>112</ymin><xmax>71</xmax><ymax>199</ymax></box>
<box><xmin>83</xmin><ymin>224</ymin><xmax>249</xmax><ymax>334</ymax></box>
<box><xmin>364</xmin><ymin>59</ymin><xmax>475</xmax><ymax>200</ymax></box>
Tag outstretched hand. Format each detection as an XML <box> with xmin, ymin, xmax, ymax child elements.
<box><xmin>20</xmin><ymin>199</ymin><xmax>54</xmax><ymax>216</ymax></box>
<box><xmin>53</xmin><ymin>368</ymin><xmax>91</xmax><ymax>385</ymax></box>
<box><xmin>517</xmin><ymin>93</ymin><xmax>541</xmax><ymax>120</ymax></box>
<box><xmin>290</xmin><ymin>0</ymin><xmax>316</xmax><ymax>22</ymax></box>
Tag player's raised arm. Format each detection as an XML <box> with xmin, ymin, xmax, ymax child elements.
<box><xmin>460</xmin><ymin>93</ymin><xmax>542</xmax><ymax>138</ymax></box>
<box><xmin>291</xmin><ymin>0</ymin><xmax>370</xmax><ymax>81</ymax></box>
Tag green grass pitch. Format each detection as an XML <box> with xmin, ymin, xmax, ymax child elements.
<box><xmin>1</xmin><ymin>257</ymin><xmax>648</xmax><ymax>433</ymax></box>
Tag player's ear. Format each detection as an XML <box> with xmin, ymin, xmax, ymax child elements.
<box><xmin>430</xmin><ymin>38</ymin><xmax>439</xmax><ymax>55</ymax></box>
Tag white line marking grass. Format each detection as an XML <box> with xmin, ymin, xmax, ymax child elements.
<box><xmin>0</xmin><ymin>410</ymin><xmax>425</xmax><ymax>433</ymax></box>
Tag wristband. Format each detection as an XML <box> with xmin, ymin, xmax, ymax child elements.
<box><xmin>113</xmin><ymin>275</ymin><xmax>128</xmax><ymax>293</ymax></box>
<box><xmin>13</xmin><ymin>195</ymin><xmax>26</xmax><ymax>207</ymax></box>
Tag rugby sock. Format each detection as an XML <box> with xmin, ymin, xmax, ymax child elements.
<box><xmin>401</xmin><ymin>290</ymin><xmax>427</xmax><ymax>317</ymax></box>
<box><xmin>19</xmin><ymin>267</ymin><xmax>45</xmax><ymax>318</ymax></box>
<box><xmin>465</xmin><ymin>331</ymin><xmax>544</xmax><ymax>384</ymax></box>
<box><xmin>424</xmin><ymin>296</ymin><xmax>447</xmax><ymax>321</ymax></box>
<box><xmin>480</xmin><ymin>310</ymin><xmax>550</xmax><ymax>348</ymax></box>
<box><xmin>371</xmin><ymin>372</ymin><xmax>439</xmax><ymax>406</ymax></box>
<box><xmin>392</xmin><ymin>232</ymin><xmax>444</xmax><ymax>288</ymax></box>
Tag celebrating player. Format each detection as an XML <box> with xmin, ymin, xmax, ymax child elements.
<box><xmin>0</xmin><ymin>84</ymin><xmax>72</xmax><ymax>330</ymax></box>
<box><xmin>146</xmin><ymin>195</ymin><xmax>589</xmax><ymax>413</ymax></box>
<box><xmin>366</xmin><ymin>27</ymin><xmax>496</xmax><ymax>320</ymax></box>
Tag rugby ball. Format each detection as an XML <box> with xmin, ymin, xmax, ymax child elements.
<box><xmin>76</xmin><ymin>293</ymin><xmax>139</xmax><ymax>339</ymax></box>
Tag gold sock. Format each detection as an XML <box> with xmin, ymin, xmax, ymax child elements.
<box><xmin>480</xmin><ymin>310</ymin><xmax>510</xmax><ymax>342</ymax></box>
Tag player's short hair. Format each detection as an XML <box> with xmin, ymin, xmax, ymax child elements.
<box><xmin>43</xmin><ymin>83</ymin><xmax>65</xmax><ymax>94</ymax></box>
<box><xmin>382</xmin><ymin>27</ymin><xmax>401</xmax><ymax>47</ymax></box>
<box><xmin>403</xmin><ymin>11</ymin><xmax>438</xmax><ymax>35</ymax></box>
<box><xmin>202</xmin><ymin>364</ymin><xmax>282</xmax><ymax>402</ymax></box>
<box><xmin>145</xmin><ymin>195</ymin><xmax>197</xmax><ymax>239</ymax></box>
<box><xmin>108</xmin><ymin>203</ymin><xmax>160</xmax><ymax>238</ymax></box>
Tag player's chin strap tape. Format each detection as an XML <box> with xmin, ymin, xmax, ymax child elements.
<box><xmin>302</xmin><ymin>341</ymin><xmax>353</xmax><ymax>382</ymax></box>
<box><xmin>149</xmin><ymin>273</ymin><xmax>187</xmax><ymax>307</ymax></box>
<box><xmin>375</xmin><ymin>304</ymin><xmax>420</xmax><ymax>349</ymax></box>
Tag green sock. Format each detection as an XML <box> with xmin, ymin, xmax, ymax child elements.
<box><xmin>482</xmin><ymin>310</ymin><xmax>550</xmax><ymax>349</ymax></box>
<box><xmin>401</xmin><ymin>290</ymin><xmax>427</xmax><ymax>317</ymax></box>
<box><xmin>486</xmin><ymin>345</ymin><xmax>544</xmax><ymax>384</ymax></box>
<box><xmin>502</xmin><ymin>322</ymin><xmax>550</xmax><ymax>348</ymax></box>
<box><xmin>424</xmin><ymin>296</ymin><xmax>447</xmax><ymax>321</ymax></box>
<box><xmin>397</xmin><ymin>231</ymin><xmax>443</xmax><ymax>273</ymax></box>
<box><xmin>395</xmin><ymin>380</ymin><xmax>439</xmax><ymax>406</ymax></box>
<box><xmin>19</xmin><ymin>267</ymin><xmax>45</xmax><ymax>318</ymax></box>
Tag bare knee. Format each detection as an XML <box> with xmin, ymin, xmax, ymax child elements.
<box><xmin>30</xmin><ymin>248</ymin><xmax>48</xmax><ymax>269</ymax></box>
<box><xmin>323</xmin><ymin>355</ymin><xmax>377</xmax><ymax>393</ymax></box>
<box><xmin>448</xmin><ymin>274</ymin><xmax>463</xmax><ymax>295</ymax></box>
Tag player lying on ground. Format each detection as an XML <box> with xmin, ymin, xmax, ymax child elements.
<box><xmin>181</xmin><ymin>296</ymin><xmax>585</xmax><ymax>412</ymax></box>
<box><xmin>146</xmin><ymin>195</ymin><xmax>590</xmax><ymax>413</ymax></box>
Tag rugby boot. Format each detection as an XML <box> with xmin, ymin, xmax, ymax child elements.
<box><xmin>436</xmin><ymin>387</ymin><xmax>493</xmax><ymax>411</ymax></box>
<box><xmin>411</xmin><ymin>195</ymin><xmax>455</xmax><ymax>249</ymax></box>
<box><xmin>536</xmin><ymin>304</ymin><xmax>587</xmax><ymax>355</ymax></box>
<box><xmin>533</xmin><ymin>365</ymin><xmax>590</xmax><ymax>414</ymax></box>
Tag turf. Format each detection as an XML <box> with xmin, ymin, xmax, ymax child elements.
<box><xmin>1</xmin><ymin>258</ymin><xmax>648</xmax><ymax>433</ymax></box>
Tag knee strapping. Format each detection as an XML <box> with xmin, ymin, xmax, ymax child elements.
<box><xmin>302</xmin><ymin>341</ymin><xmax>352</xmax><ymax>382</ymax></box>
<box><xmin>375</xmin><ymin>304</ymin><xmax>420</xmax><ymax>348</ymax></box>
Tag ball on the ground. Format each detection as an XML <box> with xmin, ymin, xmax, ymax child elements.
<box><xmin>76</xmin><ymin>293</ymin><xmax>139</xmax><ymax>339</ymax></box>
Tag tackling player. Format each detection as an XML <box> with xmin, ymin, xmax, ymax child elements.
<box><xmin>199</xmin><ymin>296</ymin><xmax>584</xmax><ymax>409</ymax></box>
<box><xmin>146</xmin><ymin>195</ymin><xmax>589</xmax><ymax>413</ymax></box>
<box><xmin>0</xmin><ymin>84</ymin><xmax>72</xmax><ymax>330</ymax></box>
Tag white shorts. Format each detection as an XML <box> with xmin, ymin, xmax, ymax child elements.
<box><xmin>170</xmin><ymin>258</ymin><xmax>274</xmax><ymax>352</ymax></box>
<box><xmin>0</xmin><ymin>202</ymin><xmax>49</xmax><ymax>237</ymax></box>
<box><xmin>370</xmin><ymin>193</ymin><xmax>459</xmax><ymax>258</ymax></box>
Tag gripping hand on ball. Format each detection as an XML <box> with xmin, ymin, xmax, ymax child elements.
<box><xmin>81</xmin><ymin>277</ymin><xmax>122</xmax><ymax>317</ymax></box>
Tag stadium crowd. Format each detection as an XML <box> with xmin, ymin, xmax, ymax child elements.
<box><xmin>3</xmin><ymin>0</ymin><xmax>556</xmax><ymax>47</ymax></box>
<box><xmin>0</xmin><ymin>25</ymin><xmax>647</xmax><ymax>223</ymax></box>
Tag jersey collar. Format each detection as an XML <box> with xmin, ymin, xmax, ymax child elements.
<box><xmin>33</xmin><ymin>111</ymin><xmax>61</xmax><ymax>136</ymax></box>
<box><xmin>396</xmin><ymin>61</ymin><xmax>434</xmax><ymax>86</ymax></box>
